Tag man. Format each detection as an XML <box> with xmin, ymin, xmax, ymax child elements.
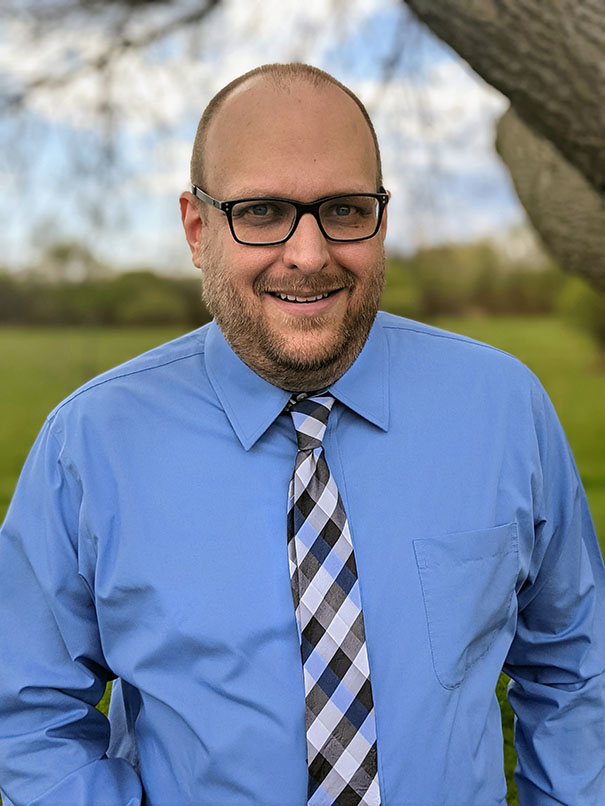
<box><xmin>0</xmin><ymin>63</ymin><xmax>603</xmax><ymax>806</ymax></box>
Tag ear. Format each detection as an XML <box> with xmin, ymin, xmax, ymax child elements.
<box><xmin>180</xmin><ymin>191</ymin><xmax>204</xmax><ymax>267</ymax></box>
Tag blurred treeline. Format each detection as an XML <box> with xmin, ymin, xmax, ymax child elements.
<box><xmin>1</xmin><ymin>239</ymin><xmax>603</xmax><ymax>350</ymax></box>
<box><xmin>0</xmin><ymin>243</ymin><xmax>206</xmax><ymax>329</ymax></box>
<box><xmin>385</xmin><ymin>242</ymin><xmax>605</xmax><ymax>351</ymax></box>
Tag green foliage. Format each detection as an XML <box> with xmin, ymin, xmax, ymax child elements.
<box><xmin>384</xmin><ymin>241</ymin><xmax>567</xmax><ymax>319</ymax></box>
<box><xmin>381</xmin><ymin>257</ymin><xmax>424</xmax><ymax>318</ymax></box>
<box><xmin>497</xmin><ymin>673</ymin><xmax>518</xmax><ymax>806</ymax></box>
<box><xmin>556</xmin><ymin>275</ymin><xmax>605</xmax><ymax>353</ymax></box>
<box><xmin>391</xmin><ymin>242</ymin><xmax>498</xmax><ymax>316</ymax></box>
<box><xmin>0</xmin><ymin>274</ymin><xmax>28</xmax><ymax>322</ymax></box>
<box><xmin>0</xmin><ymin>240</ymin><xmax>213</xmax><ymax>328</ymax></box>
<box><xmin>0</xmin><ymin>269</ymin><xmax>210</xmax><ymax>328</ymax></box>
<box><xmin>108</xmin><ymin>272</ymin><xmax>190</xmax><ymax>326</ymax></box>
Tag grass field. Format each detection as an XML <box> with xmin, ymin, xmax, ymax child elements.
<box><xmin>0</xmin><ymin>317</ymin><xmax>603</xmax><ymax>805</ymax></box>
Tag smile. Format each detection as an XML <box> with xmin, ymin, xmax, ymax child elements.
<box><xmin>269</xmin><ymin>291</ymin><xmax>335</xmax><ymax>303</ymax></box>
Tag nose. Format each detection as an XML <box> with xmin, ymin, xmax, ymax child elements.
<box><xmin>281</xmin><ymin>212</ymin><xmax>330</xmax><ymax>274</ymax></box>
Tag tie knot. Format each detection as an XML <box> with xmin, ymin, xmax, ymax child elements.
<box><xmin>288</xmin><ymin>394</ymin><xmax>335</xmax><ymax>451</ymax></box>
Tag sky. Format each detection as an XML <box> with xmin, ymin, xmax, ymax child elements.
<box><xmin>0</xmin><ymin>0</ymin><xmax>526</xmax><ymax>273</ymax></box>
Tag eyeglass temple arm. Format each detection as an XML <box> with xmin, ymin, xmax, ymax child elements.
<box><xmin>191</xmin><ymin>185</ymin><xmax>223</xmax><ymax>211</ymax></box>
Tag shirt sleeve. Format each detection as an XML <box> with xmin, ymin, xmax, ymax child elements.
<box><xmin>0</xmin><ymin>419</ymin><xmax>143</xmax><ymax>806</ymax></box>
<box><xmin>503</xmin><ymin>384</ymin><xmax>605</xmax><ymax>805</ymax></box>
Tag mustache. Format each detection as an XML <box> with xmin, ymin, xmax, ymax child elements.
<box><xmin>254</xmin><ymin>271</ymin><xmax>356</xmax><ymax>295</ymax></box>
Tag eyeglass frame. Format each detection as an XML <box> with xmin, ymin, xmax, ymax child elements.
<box><xmin>190</xmin><ymin>184</ymin><xmax>389</xmax><ymax>246</ymax></box>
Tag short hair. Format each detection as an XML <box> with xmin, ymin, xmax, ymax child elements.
<box><xmin>190</xmin><ymin>62</ymin><xmax>383</xmax><ymax>192</ymax></box>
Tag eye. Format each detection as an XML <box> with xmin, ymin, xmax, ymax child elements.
<box><xmin>235</xmin><ymin>203</ymin><xmax>272</xmax><ymax>218</ymax></box>
<box><xmin>323</xmin><ymin>201</ymin><xmax>368</xmax><ymax>220</ymax></box>
<box><xmin>248</xmin><ymin>204</ymin><xmax>270</xmax><ymax>217</ymax></box>
<box><xmin>232</xmin><ymin>201</ymin><xmax>289</xmax><ymax>221</ymax></box>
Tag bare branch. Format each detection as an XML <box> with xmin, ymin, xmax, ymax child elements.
<box><xmin>1</xmin><ymin>0</ymin><xmax>221</xmax><ymax>111</ymax></box>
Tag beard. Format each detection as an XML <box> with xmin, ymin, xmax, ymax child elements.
<box><xmin>199</xmin><ymin>242</ymin><xmax>385</xmax><ymax>391</ymax></box>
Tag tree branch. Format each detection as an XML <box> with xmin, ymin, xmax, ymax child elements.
<box><xmin>2</xmin><ymin>0</ymin><xmax>221</xmax><ymax>110</ymax></box>
<box><xmin>496</xmin><ymin>107</ymin><xmax>605</xmax><ymax>291</ymax></box>
<box><xmin>403</xmin><ymin>0</ymin><xmax>605</xmax><ymax>197</ymax></box>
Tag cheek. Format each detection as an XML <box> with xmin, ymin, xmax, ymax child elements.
<box><xmin>225</xmin><ymin>247</ymin><xmax>282</xmax><ymax>293</ymax></box>
<box><xmin>203</xmin><ymin>241</ymin><xmax>258</xmax><ymax>291</ymax></box>
<box><xmin>333</xmin><ymin>242</ymin><xmax>383</xmax><ymax>281</ymax></box>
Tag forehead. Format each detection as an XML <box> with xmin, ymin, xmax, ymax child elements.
<box><xmin>203</xmin><ymin>77</ymin><xmax>377</xmax><ymax>198</ymax></box>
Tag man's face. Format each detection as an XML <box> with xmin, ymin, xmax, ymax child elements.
<box><xmin>181</xmin><ymin>77</ymin><xmax>387</xmax><ymax>391</ymax></box>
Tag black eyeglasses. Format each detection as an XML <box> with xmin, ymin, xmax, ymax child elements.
<box><xmin>191</xmin><ymin>185</ymin><xmax>389</xmax><ymax>245</ymax></box>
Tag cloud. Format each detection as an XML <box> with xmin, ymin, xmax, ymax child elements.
<box><xmin>0</xmin><ymin>0</ymin><xmax>522</xmax><ymax>267</ymax></box>
<box><xmin>0</xmin><ymin>0</ymin><xmax>396</xmax><ymax>127</ymax></box>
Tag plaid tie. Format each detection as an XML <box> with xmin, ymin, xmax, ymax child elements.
<box><xmin>287</xmin><ymin>393</ymin><xmax>381</xmax><ymax>806</ymax></box>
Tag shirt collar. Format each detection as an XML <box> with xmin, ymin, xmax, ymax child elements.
<box><xmin>330</xmin><ymin>314</ymin><xmax>389</xmax><ymax>432</ymax></box>
<box><xmin>205</xmin><ymin>315</ymin><xmax>389</xmax><ymax>451</ymax></box>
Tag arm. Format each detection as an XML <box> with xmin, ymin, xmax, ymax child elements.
<box><xmin>503</xmin><ymin>388</ymin><xmax>605</xmax><ymax>805</ymax></box>
<box><xmin>0</xmin><ymin>421</ymin><xmax>142</xmax><ymax>806</ymax></box>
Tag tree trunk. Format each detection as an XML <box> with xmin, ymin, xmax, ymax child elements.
<box><xmin>496</xmin><ymin>108</ymin><xmax>605</xmax><ymax>291</ymax></box>
<box><xmin>403</xmin><ymin>0</ymin><xmax>605</xmax><ymax>197</ymax></box>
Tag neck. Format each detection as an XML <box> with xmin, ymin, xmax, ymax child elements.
<box><xmin>247</xmin><ymin>356</ymin><xmax>352</xmax><ymax>393</ymax></box>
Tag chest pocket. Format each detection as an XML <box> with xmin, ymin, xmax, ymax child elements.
<box><xmin>413</xmin><ymin>523</ymin><xmax>519</xmax><ymax>690</ymax></box>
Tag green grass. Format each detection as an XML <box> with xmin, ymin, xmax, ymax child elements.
<box><xmin>1</xmin><ymin>318</ymin><xmax>603</xmax><ymax>805</ymax></box>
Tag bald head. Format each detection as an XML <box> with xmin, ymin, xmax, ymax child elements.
<box><xmin>190</xmin><ymin>63</ymin><xmax>383</xmax><ymax>195</ymax></box>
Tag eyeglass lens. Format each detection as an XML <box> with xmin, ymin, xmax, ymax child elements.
<box><xmin>230</xmin><ymin>196</ymin><xmax>381</xmax><ymax>243</ymax></box>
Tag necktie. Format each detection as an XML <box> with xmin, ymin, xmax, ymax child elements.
<box><xmin>287</xmin><ymin>393</ymin><xmax>381</xmax><ymax>806</ymax></box>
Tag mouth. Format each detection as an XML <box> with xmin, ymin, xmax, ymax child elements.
<box><xmin>266</xmin><ymin>289</ymin><xmax>340</xmax><ymax>303</ymax></box>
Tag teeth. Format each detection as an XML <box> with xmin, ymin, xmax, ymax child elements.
<box><xmin>274</xmin><ymin>292</ymin><xmax>331</xmax><ymax>302</ymax></box>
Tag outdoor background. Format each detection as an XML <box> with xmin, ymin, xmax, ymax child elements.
<box><xmin>1</xmin><ymin>3</ymin><xmax>604</xmax><ymax>805</ymax></box>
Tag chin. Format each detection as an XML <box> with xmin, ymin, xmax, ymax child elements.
<box><xmin>267</xmin><ymin>330</ymin><xmax>347</xmax><ymax>368</ymax></box>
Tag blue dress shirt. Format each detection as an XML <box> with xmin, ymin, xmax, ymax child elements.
<box><xmin>0</xmin><ymin>312</ymin><xmax>604</xmax><ymax>806</ymax></box>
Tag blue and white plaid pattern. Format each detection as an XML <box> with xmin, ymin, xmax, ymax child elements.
<box><xmin>287</xmin><ymin>394</ymin><xmax>381</xmax><ymax>806</ymax></box>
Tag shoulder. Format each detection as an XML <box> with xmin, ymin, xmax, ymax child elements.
<box><xmin>46</xmin><ymin>324</ymin><xmax>211</xmax><ymax>428</ymax></box>
<box><xmin>373</xmin><ymin>311</ymin><xmax>552</xmax><ymax>426</ymax></box>
<box><xmin>376</xmin><ymin>310</ymin><xmax>539</xmax><ymax>387</ymax></box>
<box><xmin>374</xmin><ymin>313</ymin><xmax>569</xmax><ymax>474</ymax></box>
